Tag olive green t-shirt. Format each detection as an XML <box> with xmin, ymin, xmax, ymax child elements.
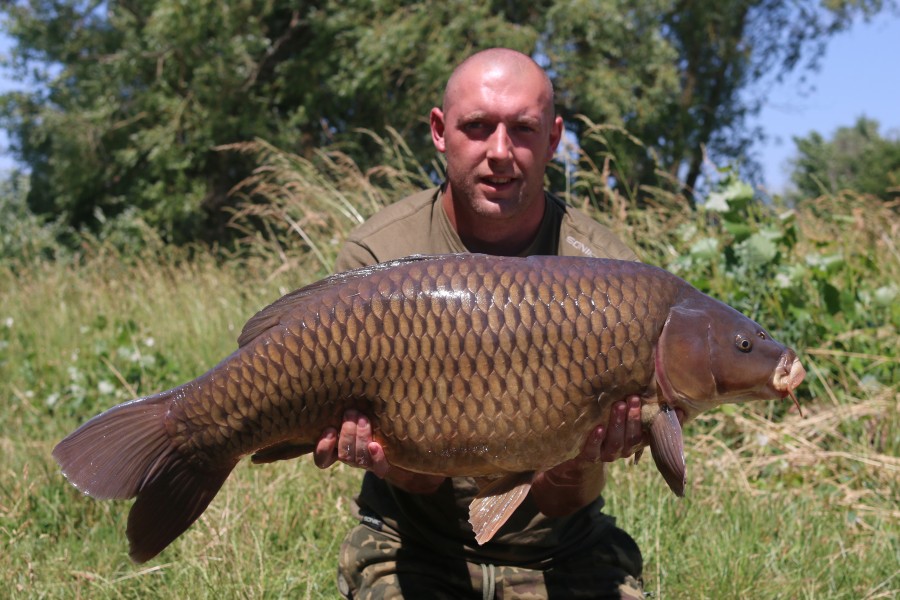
<box><xmin>335</xmin><ymin>187</ymin><xmax>637</xmax><ymax>272</ymax></box>
<box><xmin>334</xmin><ymin>186</ymin><xmax>640</xmax><ymax>567</ymax></box>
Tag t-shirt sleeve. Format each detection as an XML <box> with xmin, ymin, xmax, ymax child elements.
<box><xmin>333</xmin><ymin>187</ymin><xmax>442</xmax><ymax>273</ymax></box>
<box><xmin>559</xmin><ymin>212</ymin><xmax>639</xmax><ymax>261</ymax></box>
<box><xmin>334</xmin><ymin>240</ymin><xmax>379</xmax><ymax>273</ymax></box>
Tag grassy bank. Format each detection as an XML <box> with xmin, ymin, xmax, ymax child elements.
<box><xmin>1</xmin><ymin>147</ymin><xmax>897</xmax><ymax>597</ymax></box>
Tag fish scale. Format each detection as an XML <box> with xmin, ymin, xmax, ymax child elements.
<box><xmin>53</xmin><ymin>253</ymin><xmax>805</xmax><ymax>562</ymax></box>
<box><xmin>161</xmin><ymin>255</ymin><xmax>670</xmax><ymax>476</ymax></box>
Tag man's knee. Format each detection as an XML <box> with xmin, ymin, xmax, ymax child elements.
<box><xmin>337</xmin><ymin>524</ymin><xmax>473</xmax><ymax>599</ymax></box>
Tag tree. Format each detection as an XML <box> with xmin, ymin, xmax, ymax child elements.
<box><xmin>2</xmin><ymin>0</ymin><xmax>319</xmax><ymax>243</ymax></box>
<box><xmin>789</xmin><ymin>117</ymin><xmax>900</xmax><ymax>201</ymax></box>
<box><xmin>0</xmin><ymin>1</ymin><xmax>555</xmax><ymax>243</ymax></box>
<box><xmin>542</xmin><ymin>0</ymin><xmax>889</xmax><ymax>205</ymax></box>
<box><xmin>0</xmin><ymin>0</ymin><xmax>891</xmax><ymax>244</ymax></box>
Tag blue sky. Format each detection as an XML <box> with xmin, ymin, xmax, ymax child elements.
<box><xmin>1</xmin><ymin>13</ymin><xmax>898</xmax><ymax>194</ymax></box>
<box><xmin>751</xmin><ymin>14</ymin><xmax>900</xmax><ymax>193</ymax></box>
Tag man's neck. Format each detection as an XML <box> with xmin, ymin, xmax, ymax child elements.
<box><xmin>440</xmin><ymin>188</ymin><xmax>546</xmax><ymax>256</ymax></box>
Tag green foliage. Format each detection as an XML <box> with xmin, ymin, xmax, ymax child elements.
<box><xmin>0</xmin><ymin>0</ymin><xmax>541</xmax><ymax>245</ymax></box>
<box><xmin>2</xmin><ymin>0</ymin><xmax>311</xmax><ymax>244</ymax></box>
<box><xmin>1</xmin><ymin>0</ymin><xmax>890</xmax><ymax>245</ymax></box>
<box><xmin>0</xmin><ymin>172</ymin><xmax>68</xmax><ymax>264</ymax></box>
<box><xmin>647</xmin><ymin>169</ymin><xmax>899</xmax><ymax>407</ymax></box>
<box><xmin>544</xmin><ymin>0</ymin><xmax>889</xmax><ymax>202</ymax></box>
<box><xmin>790</xmin><ymin>116</ymin><xmax>900</xmax><ymax>201</ymax></box>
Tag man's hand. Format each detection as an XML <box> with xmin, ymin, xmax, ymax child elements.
<box><xmin>586</xmin><ymin>395</ymin><xmax>646</xmax><ymax>462</ymax></box>
<box><xmin>314</xmin><ymin>409</ymin><xmax>391</xmax><ymax>477</ymax></box>
<box><xmin>314</xmin><ymin>410</ymin><xmax>445</xmax><ymax>494</ymax></box>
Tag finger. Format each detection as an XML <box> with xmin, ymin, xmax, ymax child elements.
<box><xmin>337</xmin><ymin>410</ymin><xmax>360</xmax><ymax>463</ymax></box>
<box><xmin>367</xmin><ymin>441</ymin><xmax>390</xmax><ymax>478</ymax></box>
<box><xmin>355</xmin><ymin>416</ymin><xmax>373</xmax><ymax>468</ymax></box>
<box><xmin>601</xmin><ymin>401</ymin><xmax>627</xmax><ymax>461</ymax></box>
<box><xmin>313</xmin><ymin>428</ymin><xmax>338</xmax><ymax>469</ymax></box>
<box><xmin>579</xmin><ymin>424</ymin><xmax>607</xmax><ymax>462</ymax></box>
<box><xmin>624</xmin><ymin>396</ymin><xmax>643</xmax><ymax>454</ymax></box>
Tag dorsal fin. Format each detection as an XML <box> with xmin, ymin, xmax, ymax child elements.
<box><xmin>237</xmin><ymin>254</ymin><xmax>445</xmax><ymax>347</ymax></box>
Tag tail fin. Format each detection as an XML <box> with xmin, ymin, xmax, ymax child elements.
<box><xmin>52</xmin><ymin>391</ymin><xmax>234</xmax><ymax>563</ymax></box>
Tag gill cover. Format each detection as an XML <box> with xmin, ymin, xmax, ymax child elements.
<box><xmin>655</xmin><ymin>305</ymin><xmax>716</xmax><ymax>406</ymax></box>
<box><xmin>650</xmin><ymin>304</ymin><xmax>716</xmax><ymax>496</ymax></box>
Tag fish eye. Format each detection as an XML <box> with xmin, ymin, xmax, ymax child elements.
<box><xmin>736</xmin><ymin>334</ymin><xmax>753</xmax><ymax>353</ymax></box>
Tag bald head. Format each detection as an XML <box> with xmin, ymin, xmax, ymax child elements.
<box><xmin>443</xmin><ymin>48</ymin><xmax>556</xmax><ymax>121</ymax></box>
<box><xmin>429</xmin><ymin>47</ymin><xmax>564</xmax><ymax>255</ymax></box>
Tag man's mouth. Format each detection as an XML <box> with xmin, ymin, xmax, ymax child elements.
<box><xmin>482</xmin><ymin>176</ymin><xmax>516</xmax><ymax>187</ymax></box>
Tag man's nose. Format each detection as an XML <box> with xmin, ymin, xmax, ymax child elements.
<box><xmin>486</xmin><ymin>125</ymin><xmax>512</xmax><ymax>160</ymax></box>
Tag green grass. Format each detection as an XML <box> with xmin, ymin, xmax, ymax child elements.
<box><xmin>2</xmin><ymin>137</ymin><xmax>898</xmax><ymax>598</ymax></box>
<box><xmin>1</xmin><ymin>241</ymin><xmax>896</xmax><ymax>599</ymax></box>
<box><xmin>606</xmin><ymin>401</ymin><xmax>899</xmax><ymax>599</ymax></box>
<box><xmin>0</xmin><ymin>247</ymin><xmax>359</xmax><ymax>598</ymax></box>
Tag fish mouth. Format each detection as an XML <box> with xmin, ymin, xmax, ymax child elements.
<box><xmin>772</xmin><ymin>352</ymin><xmax>806</xmax><ymax>395</ymax></box>
<box><xmin>772</xmin><ymin>352</ymin><xmax>806</xmax><ymax>414</ymax></box>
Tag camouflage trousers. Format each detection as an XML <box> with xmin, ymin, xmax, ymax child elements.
<box><xmin>336</xmin><ymin>523</ymin><xmax>644</xmax><ymax>600</ymax></box>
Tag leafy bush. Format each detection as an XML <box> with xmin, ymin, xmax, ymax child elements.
<box><xmin>662</xmin><ymin>177</ymin><xmax>898</xmax><ymax>403</ymax></box>
<box><xmin>0</xmin><ymin>173</ymin><xmax>69</xmax><ymax>265</ymax></box>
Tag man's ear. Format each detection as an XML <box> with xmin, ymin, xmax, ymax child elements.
<box><xmin>547</xmin><ymin>116</ymin><xmax>563</xmax><ymax>160</ymax></box>
<box><xmin>430</xmin><ymin>107</ymin><xmax>447</xmax><ymax>153</ymax></box>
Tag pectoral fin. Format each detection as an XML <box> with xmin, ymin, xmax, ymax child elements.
<box><xmin>468</xmin><ymin>471</ymin><xmax>535</xmax><ymax>545</ymax></box>
<box><xmin>649</xmin><ymin>407</ymin><xmax>686</xmax><ymax>497</ymax></box>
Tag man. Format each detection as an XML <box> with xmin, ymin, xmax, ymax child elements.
<box><xmin>314</xmin><ymin>48</ymin><xmax>647</xmax><ymax>599</ymax></box>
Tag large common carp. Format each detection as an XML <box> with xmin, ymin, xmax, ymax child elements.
<box><xmin>53</xmin><ymin>254</ymin><xmax>805</xmax><ymax>562</ymax></box>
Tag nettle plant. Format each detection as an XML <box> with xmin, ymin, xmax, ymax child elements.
<box><xmin>667</xmin><ymin>173</ymin><xmax>898</xmax><ymax>403</ymax></box>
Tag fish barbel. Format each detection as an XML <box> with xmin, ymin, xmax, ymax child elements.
<box><xmin>53</xmin><ymin>254</ymin><xmax>805</xmax><ymax>562</ymax></box>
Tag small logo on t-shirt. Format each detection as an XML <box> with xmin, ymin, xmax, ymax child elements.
<box><xmin>566</xmin><ymin>235</ymin><xmax>596</xmax><ymax>257</ymax></box>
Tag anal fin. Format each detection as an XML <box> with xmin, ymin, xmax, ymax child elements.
<box><xmin>468</xmin><ymin>471</ymin><xmax>535</xmax><ymax>545</ymax></box>
<box><xmin>251</xmin><ymin>441</ymin><xmax>316</xmax><ymax>464</ymax></box>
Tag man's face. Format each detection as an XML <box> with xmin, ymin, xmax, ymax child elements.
<box><xmin>431</xmin><ymin>63</ymin><xmax>563</xmax><ymax>223</ymax></box>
